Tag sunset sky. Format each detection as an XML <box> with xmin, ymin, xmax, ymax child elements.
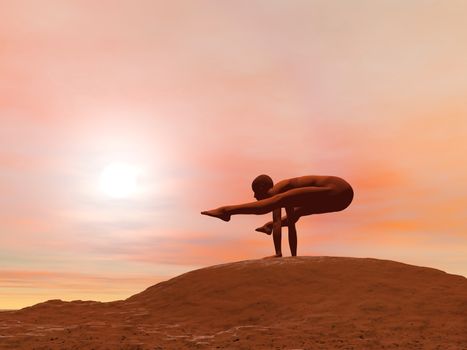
<box><xmin>1</xmin><ymin>1</ymin><xmax>466</xmax><ymax>309</ymax></box>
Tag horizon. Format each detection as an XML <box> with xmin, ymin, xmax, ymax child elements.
<box><xmin>1</xmin><ymin>0</ymin><xmax>466</xmax><ymax>309</ymax></box>
<box><xmin>4</xmin><ymin>255</ymin><xmax>467</xmax><ymax>311</ymax></box>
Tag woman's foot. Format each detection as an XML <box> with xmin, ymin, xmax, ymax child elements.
<box><xmin>201</xmin><ymin>207</ymin><xmax>231</xmax><ymax>222</ymax></box>
<box><xmin>261</xmin><ymin>253</ymin><xmax>282</xmax><ymax>259</ymax></box>
<box><xmin>255</xmin><ymin>222</ymin><xmax>273</xmax><ymax>235</ymax></box>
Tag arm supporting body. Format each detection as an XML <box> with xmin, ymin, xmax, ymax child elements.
<box><xmin>272</xmin><ymin>208</ymin><xmax>282</xmax><ymax>255</ymax></box>
<box><xmin>286</xmin><ymin>207</ymin><xmax>297</xmax><ymax>256</ymax></box>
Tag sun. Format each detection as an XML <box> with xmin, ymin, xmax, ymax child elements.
<box><xmin>99</xmin><ymin>162</ymin><xmax>140</xmax><ymax>198</ymax></box>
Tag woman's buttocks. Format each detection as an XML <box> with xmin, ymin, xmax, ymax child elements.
<box><xmin>326</xmin><ymin>177</ymin><xmax>354</xmax><ymax>209</ymax></box>
<box><xmin>323</xmin><ymin>176</ymin><xmax>352</xmax><ymax>192</ymax></box>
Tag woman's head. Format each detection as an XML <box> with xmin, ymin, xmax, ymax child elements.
<box><xmin>251</xmin><ymin>174</ymin><xmax>273</xmax><ymax>200</ymax></box>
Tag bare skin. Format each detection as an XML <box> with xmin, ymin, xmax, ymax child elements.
<box><xmin>201</xmin><ymin>175</ymin><xmax>354</xmax><ymax>258</ymax></box>
<box><xmin>260</xmin><ymin>206</ymin><xmax>298</xmax><ymax>259</ymax></box>
<box><xmin>271</xmin><ymin>207</ymin><xmax>283</xmax><ymax>257</ymax></box>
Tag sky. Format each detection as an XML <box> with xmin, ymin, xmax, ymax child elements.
<box><xmin>1</xmin><ymin>0</ymin><xmax>466</xmax><ymax>309</ymax></box>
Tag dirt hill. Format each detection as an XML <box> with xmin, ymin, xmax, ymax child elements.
<box><xmin>1</xmin><ymin>256</ymin><xmax>466</xmax><ymax>349</ymax></box>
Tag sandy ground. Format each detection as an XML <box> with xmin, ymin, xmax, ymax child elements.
<box><xmin>1</xmin><ymin>256</ymin><xmax>466</xmax><ymax>349</ymax></box>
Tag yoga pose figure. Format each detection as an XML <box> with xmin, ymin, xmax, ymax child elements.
<box><xmin>201</xmin><ymin>174</ymin><xmax>354</xmax><ymax>259</ymax></box>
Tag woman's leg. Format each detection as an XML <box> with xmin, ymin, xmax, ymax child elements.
<box><xmin>256</xmin><ymin>207</ymin><xmax>301</xmax><ymax>234</ymax></box>
<box><xmin>225</xmin><ymin>196</ymin><xmax>283</xmax><ymax>215</ymax></box>
<box><xmin>226</xmin><ymin>186</ymin><xmax>333</xmax><ymax>216</ymax></box>
<box><xmin>202</xmin><ymin>187</ymin><xmax>334</xmax><ymax>222</ymax></box>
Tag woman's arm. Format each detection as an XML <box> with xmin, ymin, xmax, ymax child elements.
<box><xmin>272</xmin><ymin>207</ymin><xmax>282</xmax><ymax>255</ymax></box>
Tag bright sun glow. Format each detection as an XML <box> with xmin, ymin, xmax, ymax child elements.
<box><xmin>99</xmin><ymin>162</ymin><xmax>140</xmax><ymax>198</ymax></box>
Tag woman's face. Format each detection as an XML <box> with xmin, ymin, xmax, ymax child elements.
<box><xmin>253</xmin><ymin>189</ymin><xmax>269</xmax><ymax>200</ymax></box>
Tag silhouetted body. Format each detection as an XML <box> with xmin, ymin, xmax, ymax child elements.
<box><xmin>201</xmin><ymin>175</ymin><xmax>354</xmax><ymax>259</ymax></box>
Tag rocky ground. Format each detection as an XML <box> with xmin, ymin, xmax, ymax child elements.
<box><xmin>1</xmin><ymin>256</ymin><xmax>466</xmax><ymax>349</ymax></box>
